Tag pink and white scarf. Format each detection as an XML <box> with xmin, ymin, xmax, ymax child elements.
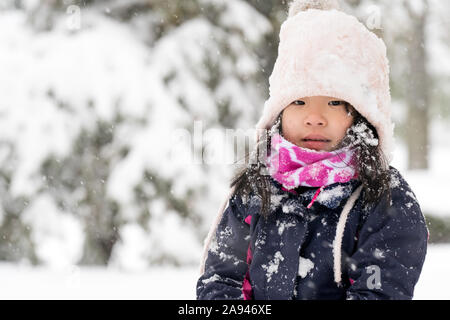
<box><xmin>265</xmin><ymin>132</ymin><xmax>358</xmax><ymax>206</ymax></box>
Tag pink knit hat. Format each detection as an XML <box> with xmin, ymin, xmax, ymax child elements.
<box><xmin>255</xmin><ymin>0</ymin><xmax>395</xmax><ymax>163</ymax></box>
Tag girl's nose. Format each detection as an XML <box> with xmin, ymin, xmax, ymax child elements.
<box><xmin>304</xmin><ymin>113</ymin><xmax>327</xmax><ymax>127</ymax></box>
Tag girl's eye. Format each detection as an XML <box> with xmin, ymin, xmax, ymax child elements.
<box><xmin>293</xmin><ymin>100</ymin><xmax>305</xmax><ymax>105</ymax></box>
<box><xmin>329</xmin><ymin>100</ymin><xmax>344</xmax><ymax>106</ymax></box>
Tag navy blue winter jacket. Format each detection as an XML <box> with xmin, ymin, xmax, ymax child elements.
<box><xmin>197</xmin><ymin>166</ymin><xmax>428</xmax><ymax>300</ymax></box>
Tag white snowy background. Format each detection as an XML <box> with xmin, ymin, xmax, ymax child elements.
<box><xmin>0</xmin><ymin>0</ymin><xmax>449</xmax><ymax>299</ymax></box>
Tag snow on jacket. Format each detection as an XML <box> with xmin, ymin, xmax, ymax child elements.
<box><xmin>196</xmin><ymin>166</ymin><xmax>428</xmax><ymax>300</ymax></box>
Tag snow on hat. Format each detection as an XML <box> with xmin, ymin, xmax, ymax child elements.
<box><xmin>255</xmin><ymin>0</ymin><xmax>395</xmax><ymax>163</ymax></box>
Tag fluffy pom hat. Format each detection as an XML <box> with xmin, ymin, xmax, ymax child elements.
<box><xmin>255</xmin><ymin>0</ymin><xmax>395</xmax><ymax>163</ymax></box>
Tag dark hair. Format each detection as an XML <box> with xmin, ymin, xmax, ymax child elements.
<box><xmin>229</xmin><ymin>104</ymin><xmax>391</xmax><ymax>218</ymax></box>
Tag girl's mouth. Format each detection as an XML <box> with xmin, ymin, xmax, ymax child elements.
<box><xmin>302</xmin><ymin>139</ymin><xmax>331</xmax><ymax>142</ymax></box>
<box><xmin>302</xmin><ymin>134</ymin><xmax>331</xmax><ymax>142</ymax></box>
<box><xmin>301</xmin><ymin>139</ymin><xmax>332</xmax><ymax>150</ymax></box>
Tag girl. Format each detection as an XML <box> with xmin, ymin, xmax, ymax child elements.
<box><xmin>197</xmin><ymin>0</ymin><xmax>428</xmax><ymax>300</ymax></box>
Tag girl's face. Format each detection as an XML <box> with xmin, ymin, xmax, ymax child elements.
<box><xmin>281</xmin><ymin>96</ymin><xmax>354</xmax><ymax>151</ymax></box>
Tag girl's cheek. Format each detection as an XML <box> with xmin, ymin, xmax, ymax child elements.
<box><xmin>338</xmin><ymin>112</ymin><xmax>354</xmax><ymax>127</ymax></box>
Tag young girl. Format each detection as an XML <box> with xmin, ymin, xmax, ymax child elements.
<box><xmin>197</xmin><ymin>0</ymin><xmax>428</xmax><ymax>300</ymax></box>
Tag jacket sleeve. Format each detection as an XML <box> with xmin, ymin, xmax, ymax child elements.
<box><xmin>196</xmin><ymin>193</ymin><xmax>251</xmax><ymax>300</ymax></box>
<box><xmin>345</xmin><ymin>172</ymin><xmax>429</xmax><ymax>300</ymax></box>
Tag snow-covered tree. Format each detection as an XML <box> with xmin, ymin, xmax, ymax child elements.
<box><xmin>0</xmin><ymin>0</ymin><xmax>273</xmax><ymax>268</ymax></box>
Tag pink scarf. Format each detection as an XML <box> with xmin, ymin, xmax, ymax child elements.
<box><xmin>266</xmin><ymin>133</ymin><xmax>358</xmax><ymax>207</ymax></box>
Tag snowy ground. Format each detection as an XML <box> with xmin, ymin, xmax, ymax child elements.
<box><xmin>414</xmin><ymin>243</ymin><xmax>450</xmax><ymax>300</ymax></box>
<box><xmin>0</xmin><ymin>243</ymin><xmax>448</xmax><ymax>300</ymax></box>
<box><xmin>0</xmin><ymin>262</ymin><xmax>198</xmax><ymax>300</ymax></box>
